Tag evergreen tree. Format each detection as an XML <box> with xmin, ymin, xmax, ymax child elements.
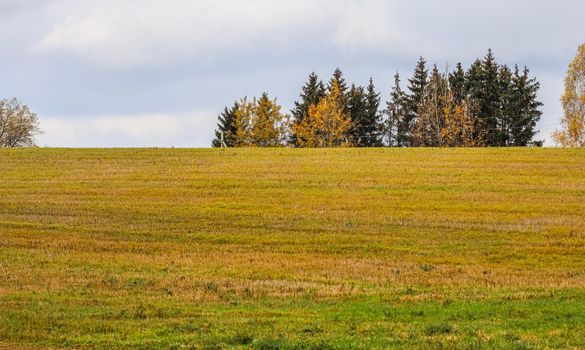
<box><xmin>212</xmin><ymin>101</ymin><xmax>239</xmax><ymax>147</ymax></box>
<box><xmin>497</xmin><ymin>65</ymin><xmax>514</xmax><ymax>146</ymax></box>
<box><xmin>479</xmin><ymin>49</ymin><xmax>501</xmax><ymax>145</ymax></box>
<box><xmin>449</xmin><ymin>62</ymin><xmax>467</xmax><ymax>105</ymax></box>
<box><xmin>328</xmin><ymin>68</ymin><xmax>349</xmax><ymax>114</ymax></box>
<box><xmin>465</xmin><ymin>59</ymin><xmax>485</xmax><ymax>138</ymax></box>
<box><xmin>291</xmin><ymin>72</ymin><xmax>326</xmax><ymax>146</ymax></box>
<box><xmin>406</xmin><ymin>57</ymin><xmax>428</xmax><ymax>146</ymax></box>
<box><xmin>347</xmin><ymin>84</ymin><xmax>367</xmax><ymax>146</ymax></box>
<box><xmin>384</xmin><ymin>73</ymin><xmax>408</xmax><ymax>147</ymax></box>
<box><xmin>509</xmin><ymin>66</ymin><xmax>543</xmax><ymax>146</ymax></box>
<box><xmin>353</xmin><ymin>78</ymin><xmax>383</xmax><ymax>147</ymax></box>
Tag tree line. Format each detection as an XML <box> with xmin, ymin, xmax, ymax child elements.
<box><xmin>213</xmin><ymin>50</ymin><xmax>544</xmax><ymax>148</ymax></box>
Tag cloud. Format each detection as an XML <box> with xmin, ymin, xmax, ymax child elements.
<box><xmin>2</xmin><ymin>0</ymin><xmax>584</xmax><ymax>146</ymax></box>
<box><xmin>34</xmin><ymin>0</ymin><xmax>342</xmax><ymax>67</ymax></box>
<box><xmin>38</xmin><ymin>112</ymin><xmax>216</xmax><ymax>147</ymax></box>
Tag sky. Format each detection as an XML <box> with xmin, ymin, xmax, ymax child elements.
<box><xmin>1</xmin><ymin>0</ymin><xmax>583</xmax><ymax>147</ymax></box>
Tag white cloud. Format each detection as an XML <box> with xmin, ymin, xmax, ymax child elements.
<box><xmin>3</xmin><ymin>0</ymin><xmax>584</xmax><ymax>146</ymax></box>
<box><xmin>38</xmin><ymin>112</ymin><xmax>216</xmax><ymax>147</ymax></box>
<box><xmin>34</xmin><ymin>0</ymin><xmax>342</xmax><ymax>67</ymax></box>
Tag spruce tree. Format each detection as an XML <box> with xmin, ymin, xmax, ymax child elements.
<box><xmin>465</xmin><ymin>59</ymin><xmax>485</xmax><ymax>137</ymax></box>
<box><xmin>212</xmin><ymin>102</ymin><xmax>239</xmax><ymax>147</ymax></box>
<box><xmin>406</xmin><ymin>57</ymin><xmax>428</xmax><ymax>146</ymax></box>
<box><xmin>385</xmin><ymin>73</ymin><xmax>408</xmax><ymax>147</ymax></box>
<box><xmin>449</xmin><ymin>62</ymin><xmax>467</xmax><ymax>105</ymax></box>
<box><xmin>328</xmin><ymin>68</ymin><xmax>349</xmax><ymax>114</ymax></box>
<box><xmin>347</xmin><ymin>84</ymin><xmax>367</xmax><ymax>146</ymax></box>
<box><xmin>364</xmin><ymin>78</ymin><xmax>382</xmax><ymax>147</ymax></box>
<box><xmin>291</xmin><ymin>72</ymin><xmax>326</xmax><ymax>146</ymax></box>
<box><xmin>509</xmin><ymin>66</ymin><xmax>543</xmax><ymax>146</ymax></box>
<box><xmin>479</xmin><ymin>49</ymin><xmax>501</xmax><ymax>146</ymax></box>
<box><xmin>497</xmin><ymin>65</ymin><xmax>514</xmax><ymax>146</ymax></box>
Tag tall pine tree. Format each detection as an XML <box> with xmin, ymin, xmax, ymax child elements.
<box><xmin>385</xmin><ymin>73</ymin><xmax>408</xmax><ymax>147</ymax></box>
<box><xmin>509</xmin><ymin>66</ymin><xmax>543</xmax><ymax>146</ymax></box>
<box><xmin>328</xmin><ymin>68</ymin><xmax>349</xmax><ymax>114</ymax></box>
<box><xmin>497</xmin><ymin>64</ymin><xmax>514</xmax><ymax>146</ymax></box>
<box><xmin>449</xmin><ymin>62</ymin><xmax>467</xmax><ymax>105</ymax></box>
<box><xmin>406</xmin><ymin>57</ymin><xmax>428</xmax><ymax>146</ymax></box>
<box><xmin>479</xmin><ymin>49</ymin><xmax>501</xmax><ymax>145</ymax></box>
<box><xmin>347</xmin><ymin>84</ymin><xmax>368</xmax><ymax>146</ymax></box>
<box><xmin>361</xmin><ymin>78</ymin><xmax>382</xmax><ymax>146</ymax></box>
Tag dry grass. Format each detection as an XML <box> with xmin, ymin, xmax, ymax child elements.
<box><xmin>1</xmin><ymin>148</ymin><xmax>585</xmax><ymax>349</ymax></box>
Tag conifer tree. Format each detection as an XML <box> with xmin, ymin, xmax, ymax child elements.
<box><xmin>291</xmin><ymin>72</ymin><xmax>326</xmax><ymax>146</ymax></box>
<box><xmin>449</xmin><ymin>62</ymin><xmax>467</xmax><ymax>105</ymax></box>
<box><xmin>384</xmin><ymin>73</ymin><xmax>408</xmax><ymax>147</ymax></box>
<box><xmin>328</xmin><ymin>68</ymin><xmax>349</xmax><ymax>114</ymax></box>
<box><xmin>509</xmin><ymin>66</ymin><xmax>543</xmax><ymax>146</ymax></box>
<box><xmin>479</xmin><ymin>49</ymin><xmax>501</xmax><ymax>145</ymax></box>
<box><xmin>347</xmin><ymin>84</ymin><xmax>367</xmax><ymax>146</ymax></box>
<box><xmin>406</xmin><ymin>57</ymin><xmax>428</xmax><ymax>146</ymax></box>
<box><xmin>364</xmin><ymin>78</ymin><xmax>382</xmax><ymax>147</ymax></box>
<box><xmin>212</xmin><ymin>101</ymin><xmax>239</xmax><ymax>147</ymax></box>
<box><xmin>497</xmin><ymin>65</ymin><xmax>514</xmax><ymax>146</ymax></box>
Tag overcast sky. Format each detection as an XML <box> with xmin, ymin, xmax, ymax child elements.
<box><xmin>1</xmin><ymin>0</ymin><xmax>583</xmax><ymax>147</ymax></box>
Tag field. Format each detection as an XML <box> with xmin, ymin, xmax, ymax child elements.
<box><xmin>1</xmin><ymin>148</ymin><xmax>585</xmax><ymax>349</ymax></box>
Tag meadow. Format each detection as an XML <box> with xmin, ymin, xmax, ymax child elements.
<box><xmin>1</xmin><ymin>148</ymin><xmax>584</xmax><ymax>349</ymax></box>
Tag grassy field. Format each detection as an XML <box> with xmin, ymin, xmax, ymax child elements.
<box><xmin>1</xmin><ymin>148</ymin><xmax>585</xmax><ymax>349</ymax></box>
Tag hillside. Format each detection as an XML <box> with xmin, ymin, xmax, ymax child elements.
<box><xmin>1</xmin><ymin>148</ymin><xmax>585</xmax><ymax>349</ymax></box>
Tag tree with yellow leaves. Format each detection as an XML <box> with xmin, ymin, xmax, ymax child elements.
<box><xmin>233</xmin><ymin>97</ymin><xmax>253</xmax><ymax>147</ymax></box>
<box><xmin>553</xmin><ymin>44</ymin><xmax>585</xmax><ymax>147</ymax></box>
<box><xmin>232</xmin><ymin>94</ymin><xmax>288</xmax><ymax>147</ymax></box>
<box><xmin>292</xmin><ymin>81</ymin><xmax>352</xmax><ymax>147</ymax></box>
<box><xmin>441</xmin><ymin>94</ymin><xmax>484</xmax><ymax>147</ymax></box>
<box><xmin>250</xmin><ymin>93</ymin><xmax>288</xmax><ymax>147</ymax></box>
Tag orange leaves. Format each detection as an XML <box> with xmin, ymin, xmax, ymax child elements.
<box><xmin>292</xmin><ymin>81</ymin><xmax>352</xmax><ymax>148</ymax></box>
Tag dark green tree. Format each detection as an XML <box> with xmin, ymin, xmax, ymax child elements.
<box><xmin>385</xmin><ymin>73</ymin><xmax>409</xmax><ymax>147</ymax></box>
<box><xmin>405</xmin><ymin>56</ymin><xmax>429</xmax><ymax>146</ymax></box>
<box><xmin>212</xmin><ymin>101</ymin><xmax>239</xmax><ymax>147</ymax></box>
<box><xmin>291</xmin><ymin>72</ymin><xmax>326</xmax><ymax>146</ymax></box>
<box><xmin>479</xmin><ymin>49</ymin><xmax>501</xmax><ymax>145</ymax></box>
<box><xmin>328</xmin><ymin>68</ymin><xmax>349</xmax><ymax>113</ymax></box>
<box><xmin>449</xmin><ymin>62</ymin><xmax>467</xmax><ymax>105</ymax></box>
<box><xmin>347</xmin><ymin>84</ymin><xmax>367</xmax><ymax>145</ymax></box>
<box><xmin>509</xmin><ymin>66</ymin><xmax>543</xmax><ymax>146</ymax></box>
<box><xmin>363</xmin><ymin>78</ymin><xmax>382</xmax><ymax>146</ymax></box>
<box><xmin>497</xmin><ymin>64</ymin><xmax>514</xmax><ymax>146</ymax></box>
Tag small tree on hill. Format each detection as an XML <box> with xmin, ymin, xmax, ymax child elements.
<box><xmin>212</xmin><ymin>102</ymin><xmax>239</xmax><ymax>147</ymax></box>
<box><xmin>0</xmin><ymin>98</ymin><xmax>42</xmax><ymax>148</ymax></box>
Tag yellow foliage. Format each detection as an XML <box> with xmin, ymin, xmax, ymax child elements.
<box><xmin>292</xmin><ymin>81</ymin><xmax>352</xmax><ymax>148</ymax></box>
<box><xmin>553</xmin><ymin>43</ymin><xmax>585</xmax><ymax>147</ymax></box>
<box><xmin>233</xmin><ymin>94</ymin><xmax>288</xmax><ymax>147</ymax></box>
<box><xmin>441</xmin><ymin>97</ymin><xmax>484</xmax><ymax>147</ymax></box>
